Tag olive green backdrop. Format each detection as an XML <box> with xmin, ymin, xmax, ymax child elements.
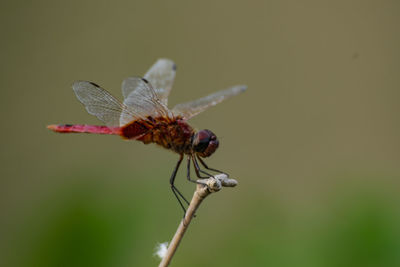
<box><xmin>1</xmin><ymin>1</ymin><xmax>400</xmax><ymax>266</ymax></box>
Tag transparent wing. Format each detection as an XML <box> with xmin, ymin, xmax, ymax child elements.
<box><xmin>120</xmin><ymin>77</ymin><xmax>172</xmax><ymax>126</ymax></box>
<box><xmin>72</xmin><ymin>81</ymin><xmax>137</xmax><ymax>127</ymax></box>
<box><xmin>172</xmin><ymin>85</ymin><xmax>247</xmax><ymax>120</ymax></box>
<box><xmin>143</xmin><ymin>58</ymin><xmax>176</xmax><ymax>106</ymax></box>
<box><xmin>121</xmin><ymin>58</ymin><xmax>175</xmax><ymax>106</ymax></box>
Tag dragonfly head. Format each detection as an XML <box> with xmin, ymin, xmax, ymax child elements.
<box><xmin>192</xmin><ymin>129</ymin><xmax>219</xmax><ymax>158</ymax></box>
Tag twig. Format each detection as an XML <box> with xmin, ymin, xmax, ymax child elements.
<box><xmin>158</xmin><ymin>174</ymin><xmax>238</xmax><ymax>267</ymax></box>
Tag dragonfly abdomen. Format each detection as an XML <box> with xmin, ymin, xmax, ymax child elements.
<box><xmin>47</xmin><ymin>124</ymin><xmax>119</xmax><ymax>135</ymax></box>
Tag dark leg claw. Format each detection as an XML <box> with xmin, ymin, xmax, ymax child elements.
<box><xmin>169</xmin><ymin>154</ymin><xmax>226</xmax><ymax>217</ymax></box>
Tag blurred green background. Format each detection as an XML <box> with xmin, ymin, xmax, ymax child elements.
<box><xmin>1</xmin><ymin>1</ymin><xmax>400</xmax><ymax>266</ymax></box>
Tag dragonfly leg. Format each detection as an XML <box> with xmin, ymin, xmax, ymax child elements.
<box><xmin>185</xmin><ymin>156</ymin><xmax>201</xmax><ymax>218</ymax></box>
<box><xmin>193</xmin><ymin>156</ymin><xmax>214</xmax><ymax>179</ymax></box>
<box><xmin>197</xmin><ymin>155</ymin><xmax>229</xmax><ymax>177</ymax></box>
<box><xmin>170</xmin><ymin>154</ymin><xmax>190</xmax><ymax>214</ymax></box>
<box><xmin>187</xmin><ymin>156</ymin><xmax>206</xmax><ymax>183</ymax></box>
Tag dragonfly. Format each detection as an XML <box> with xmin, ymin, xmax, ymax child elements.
<box><xmin>48</xmin><ymin>59</ymin><xmax>247</xmax><ymax>212</ymax></box>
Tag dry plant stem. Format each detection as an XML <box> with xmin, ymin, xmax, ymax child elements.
<box><xmin>158</xmin><ymin>174</ymin><xmax>237</xmax><ymax>267</ymax></box>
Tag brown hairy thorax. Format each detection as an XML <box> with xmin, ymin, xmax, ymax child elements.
<box><xmin>120</xmin><ymin>116</ymin><xmax>195</xmax><ymax>155</ymax></box>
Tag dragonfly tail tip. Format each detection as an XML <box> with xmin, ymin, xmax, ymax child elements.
<box><xmin>47</xmin><ymin>124</ymin><xmax>58</xmax><ymax>131</ymax></box>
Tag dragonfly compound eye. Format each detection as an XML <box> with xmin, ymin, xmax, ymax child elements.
<box><xmin>193</xmin><ymin>129</ymin><xmax>219</xmax><ymax>157</ymax></box>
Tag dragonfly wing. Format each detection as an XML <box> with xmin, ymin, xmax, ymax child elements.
<box><xmin>72</xmin><ymin>81</ymin><xmax>138</xmax><ymax>127</ymax></box>
<box><xmin>172</xmin><ymin>85</ymin><xmax>247</xmax><ymax>120</ymax></box>
<box><xmin>120</xmin><ymin>77</ymin><xmax>172</xmax><ymax>126</ymax></box>
<box><xmin>122</xmin><ymin>59</ymin><xmax>176</xmax><ymax>106</ymax></box>
<box><xmin>143</xmin><ymin>58</ymin><xmax>176</xmax><ymax>106</ymax></box>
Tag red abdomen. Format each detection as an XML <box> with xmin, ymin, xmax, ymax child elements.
<box><xmin>47</xmin><ymin>124</ymin><xmax>120</xmax><ymax>135</ymax></box>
